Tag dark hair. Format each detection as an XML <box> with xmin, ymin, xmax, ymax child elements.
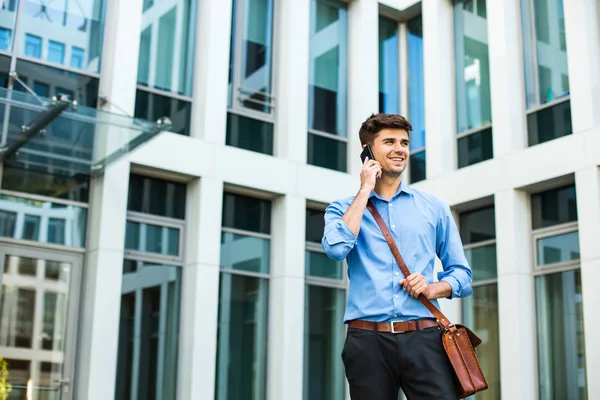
<box><xmin>358</xmin><ymin>113</ymin><xmax>413</xmax><ymax>145</ymax></box>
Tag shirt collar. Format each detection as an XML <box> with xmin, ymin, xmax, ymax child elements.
<box><xmin>369</xmin><ymin>180</ymin><xmax>414</xmax><ymax>200</ymax></box>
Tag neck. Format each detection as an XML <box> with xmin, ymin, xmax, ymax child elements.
<box><xmin>374</xmin><ymin>173</ymin><xmax>403</xmax><ymax>200</ymax></box>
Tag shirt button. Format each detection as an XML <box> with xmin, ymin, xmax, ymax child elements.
<box><xmin>391</xmin><ymin>224</ymin><xmax>396</xmax><ymax>228</ymax></box>
<box><xmin>394</xmin><ymin>295</ymin><xmax>398</xmax><ymax>299</ymax></box>
<box><xmin>395</xmin><ymin>272</ymin><xmax>399</xmax><ymax>276</ymax></box>
<box><xmin>389</xmin><ymin>203</ymin><xmax>392</xmax><ymax>207</ymax></box>
<box><xmin>394</xmin><ymin>314</ymin><xmax>398</xmax><ymax>318</ymax></box>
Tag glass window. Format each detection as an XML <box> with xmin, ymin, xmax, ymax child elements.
<box><xmin>465</xmin><ymin>244</ymin><xmax>497</xmax><ymax>281</ymax></box>
<box><xmin>535</xmin><ymin>270</ymin><xmax>587</xmax><ymax>399</ymax></box>
<box><xmin>18</xmin><ymin>0</ymin><xmax>105</xmax><ymax>72</ymax></box>
<box><xmin>115</xmin><ymin>262</ymin><xmax>182</xmax><ymax>400</ymax></box>
<box><xmin>531</xmin><ymin>185</ymin><xmax>577</xmax><ymax>229</ymax></box>
<box><xmin>308</xmin><ymin>0</ymin><xmax>348</xmax><ymax>171</ymax></box>
<box><xmin>226</xmin><ymin>112</ymin><xmax>274</xmax><ymax>155</ymax></box>
<box><xmin>125</xmin><ymin>221</ymin><xmax>181</xmax><ymax>257</ymax></box>
<box><xmin>460</xmin><ymin>206</ymin><xmax>496</xmax><ymax>244</ymax></box>
<box><xmin>407</xmin><ymin>15</ymin><xmax>426</xmax><ymax>182</ymax></box>
<box><xmin>0</xmin><ymin>195</ymin><xmax>87</xmax><ymax>247</ymax></box>
<box><xmin>303</xmin><ymin>285</ymin><xmax>346</xmax><ymax>400</ymax></box>
<box><xmin>379</xmin><ymin>16</ymin><xmax>399</xmax><ymax>114</ymax></box>
<box><xmin>228</xmin><ymin>0</ymin><xmax>275</xmax><ymax>114</ymax></box>
<box><xmin>0</xmin><ymin>28</ymin><xmax>12</xmax><ymax>51</ymax></box>
<box><xmin>221</xmin><ymin>232</ymin><xmax>270</xmax><ymax>273</ymax></box>
<box><xmin>70</xmin><ymin>47</ymin><xmax>85</xmax><ymax>69</ymax></box>
<box><xmin>454</xmin><ymin>0</ymin><xmax>492</xmax><ymax>133</ymax></box>
<box><xmin>134</xmin><ymin>89</ymin><xmax>192</xmax><ymax>136</ymax></box>
<box><xmin>536</xmin><ymin>231</ymin><xmax>579</xmax><ymax>267</ymax></box>
<box><xmin>305</xmin><ymin>251</ymin><xmax>342</xmax><ymax>280</ymax></box>
<box><xmin>457</xmin><ymin>127</ymin><xmax>493</xmax><ymax>168</ymax></box>
<box><xmin>127</xmin><ymin>174</ymin><xmax>187</xmax><ymax>219</ymax></box>
<box><xmin>138</xmin><ymin>0</ymin><xmax>197</xmax><ymax>96</ymax></box>
<box><xmin>216</xmin><ymin>273</ymin><xmax>268</xmax><ymax>400</ymax></box>
<box><xmin>48</xmin><ymin>41</ymin><xmax>65</xmax><ymax>64</ymax></box>
<box><xmin>527</xmin><ymin>100</ymin><xmax>572</xmax><ymax>146</ymax></box>
<box><xmin>305</xmin><ymin>209</ymin><xmax>325</xmax><ymax>243</ymax></box>
<box><xmin>222</xmin><ymin>193</ymin><xmax>271</xmax><ymax>234</ymax></box>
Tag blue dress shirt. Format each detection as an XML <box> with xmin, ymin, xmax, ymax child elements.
<box><xmin>322</xmin><ymin>181</ymin><xmax>472</xmax><ymax>323</ymax></box>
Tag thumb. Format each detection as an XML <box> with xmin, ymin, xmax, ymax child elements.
<box><xmin>399</xmin><ymin>279</ymin><xmax>405</xmax><ymax>285</ymax></box>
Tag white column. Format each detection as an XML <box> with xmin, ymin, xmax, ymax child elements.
<box><xmin>274</xmin><ymin>0</ymin><xmax>310</xmax><ymax>162</ymax></box>
<box><xmin>487</xmin><ymin>0</ymin><xmax>528</xmax><ymax>157</ymax></box>
<box><xmin>268</xmin><ymin>195</ymin><xmax>306</xmax><ymax>400</ymax></box>
<box><xmin>177</xmin><ymin>177</ymin><xmax>224</xmax><ymax>399</ymax></box>
<box><xmin>77</xmin><ymin>160</ymin><xmax>130</xmax><ymax>400</ymax></box>
<box><xmin>563</xmin><ymin>0</ymin><xmax>600</xmax><ymax>133</ymax></box>
<box><xmin>494</xmin><ymin>190</ymin><xmax>537</xmax><ymax>399</ymax></box>
<box><xmin>422</xmin><ymin>0</ymin><xmax>456</xmax><ymax>177</ymax></box>
<box><xmin>347</xmin><ymin>0</ymin><xmax>379</xmax><ymax>176</ymax></box>
<box><xmin>76</xmin><ymin>0</ymin><xmax>142</xmax><ymax>397</ymax></box>
<box><xmin>575</xmin><ymin>167</ymin><xmax>600</xmax><ymax>399</ymax></box>
<box><xmin>189</xmin><ymin>0</ymin><xmax>233</xmax><ymax>142</ymax></box>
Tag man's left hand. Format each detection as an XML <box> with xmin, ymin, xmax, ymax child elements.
<box><xmin>399</xmin><ymin>273</ymin><xmax>430</xmax><ymax>299</ymax></box>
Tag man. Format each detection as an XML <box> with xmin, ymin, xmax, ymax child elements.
<box><xmin>322</xmin><ymin>113</ymin><xmax>472</xmax><ymax>400</ymax></box>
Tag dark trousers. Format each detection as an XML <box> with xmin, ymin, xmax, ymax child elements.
<box><xmin>342</xmin><ymin>325</ymin><xmax>458</xmax><ymax>400</ymax></box>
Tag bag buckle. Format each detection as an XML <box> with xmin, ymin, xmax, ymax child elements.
<box><xmin>390</xmin><ymin>320</ymin><xmax>407</xmax><ymax>334</ymax></box>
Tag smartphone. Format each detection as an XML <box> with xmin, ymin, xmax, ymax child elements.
<box><xmin>360</xmin><ymin>144</ymin><xmax>375</xmax><ymax>163</ymax></box>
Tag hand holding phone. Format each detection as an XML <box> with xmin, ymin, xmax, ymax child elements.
<box><xmin>360</xmin><ymin>144</ymin><xmax>375</xmax><ymax>163</ymax></box>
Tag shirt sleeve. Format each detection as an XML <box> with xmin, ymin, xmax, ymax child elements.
<box><xmin>321</xmin><ymin>200</ymin><xmax>358</xmax><ymax>261</ymax></box>
<box><xmin>435</xmin><ymin>203</ymin><xmax>473</xmax><ymax>299</ymax></box>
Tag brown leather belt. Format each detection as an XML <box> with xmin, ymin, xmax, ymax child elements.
<box><xmin>348</xmin><ymin>318</ymin><xmax>439</xmax><ymax>334</ymax></box>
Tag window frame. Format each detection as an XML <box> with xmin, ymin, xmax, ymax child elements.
<box><xmin>305</xmin><ymin>241</ymin><xmax>347</xmax><ymax>289</ymax></box>
<box><xmin>220</xmin><ymin>225</ymin><xmax>272</xmax><ymax>279</ymax></box>
<box><xmin>531</xmin><ymin>221</ymin><xmax>579</xmax><ymax>274</ymax></box>
<box><xmin>228</xmin><ymin>0</ymin><xmax>277</xmax><ymax>122</ymax></box>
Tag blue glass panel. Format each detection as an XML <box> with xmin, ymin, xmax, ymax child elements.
<box><xmin>407</xmin><ymin>16</ymin><xmax>425</xmax><ymax>149</ymax></box>
<box><xmin>379</xmin><ymin>16</ymin><xmax>399</xmax><ymax>114</ymax></box>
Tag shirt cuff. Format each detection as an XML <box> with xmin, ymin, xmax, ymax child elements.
<box><xmin>439</xmin><ymin>275</ymin><xmax>461</xmax><ymax>299</ymax></box>
<box><xmin>325</xmin><ymin>220</ymin><xmax>357</xmax><ymax>245</ymax></box>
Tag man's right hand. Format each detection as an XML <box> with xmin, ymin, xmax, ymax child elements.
<box><xmin>360</xmin><ymin>157</ymin><xmax>382</xmax><ymax>193</ymax></box>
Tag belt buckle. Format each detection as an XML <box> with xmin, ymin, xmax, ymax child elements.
<box><xmin>390</xmin><ymin>320</ymin><xmax>406</xmax><ymax>334</ymax></box>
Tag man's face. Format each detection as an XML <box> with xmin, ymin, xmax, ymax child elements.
<box><xmin>369</xmin><ymin>128</ymin><xmax>410</xmax><ymax>177</ymax></box>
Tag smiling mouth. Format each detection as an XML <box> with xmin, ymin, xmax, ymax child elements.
<box><xmin>390</xmin><ymin>158</ymin><xmax>405</xmax><ymax>162</ymax></box>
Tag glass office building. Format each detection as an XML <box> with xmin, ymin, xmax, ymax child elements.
<box><xmin>0</xmin><ymin>0</ymin><xmax>598</xmax><ymax>399</ymax></box>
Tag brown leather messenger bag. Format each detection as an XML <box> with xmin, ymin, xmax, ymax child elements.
<box><xmin>367</xmin><ymin>200</ymin><xmax>488</xmax><ymax>399</ymax></box>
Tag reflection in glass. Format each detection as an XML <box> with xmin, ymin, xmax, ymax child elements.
<box><xmin>457</xmin><ymin>127</ymin><xmax>493</xmax><ymax>168</ymax></box>
<box><xmin>409</xmin><ymin>150</ymin><xmax>426</xmax><ymax>183</ymax></box>
<box><xmin>460</xmin><ymin>206</ymin><xmax>495</xmax><ymax>244</ymax></box>
<box><xmin>116</xmin><ymin>262</ymin><xmax>182</xmax><ymax>400</ymax></box>
<box><xmin>18</xmin><ymin>0</ymin><xmax>106</xmax><ymax>72</ymax></box>
<box><xmin>454</xmin><ymin>1</ymin><xmax>492</xmax><ymax>133</ymax></box>
<box><xmin>407</xmin><ymin>15</ymin><xmax>425</xmax><ymax>150</ymax></box>
<box><xmin>229</xmin><ymin>0</ymin><xmax>274</xmax><ymax>113</ymax></box>
<box><xmin>138</xmin><ymin>0</ymin><xmax>197</xmax><ymax>96</ymax></box>
<box><xmin>0</xmin><ymin>210</ymin><xmax>17</xmax><ymax>237</ymax></box>
<box><xmin>0</xmin><ymin>195</ymin><xmax>87</xmax><ymax>247</ymax></box>
<box><xmin>531</xmin><ymin>185</ymin><xmax>577</xmax><ymax>229</ymax></box>
<box><xmin>42</xmin><ymin>292</ymin><xmax>67</xmax><ymax>351</ymax></box>
<box><xmin>0</xmin><ymin>287</ymin><xmax>35</xmax><ymax>348</ymax></box>
<box><xmin>125</xmin><ymin>221</ymin><xmax>181</xmax><ymax>257</ymax></box>
<box><xmin>521</xmin><ymin>0</ymin><xmax>570</xmax><ymax>108</ymax></box>
<box><xmin>221</xmin><ymin>232</ymin><xmax>270</xmax><ymax>274</ymax></box>
<box><xmin>305</xmin><ymin>251</ymin><xmax>342</xmax><ymax>280</ymax></box>
<box><xmin>127</xmin><ymin>174</ymin><xmax>187</xmax><ymax>219</ymax></box>
<box><xmin>222</xmin><ymin>193</ymin><xmax>272</xmax><ymax>234</ymax></box>
<box><xmin>216</xmin><ymin>273</ymin><xmax>268</xmax><ymax>400</ymax></box>
<box><xmin>537</xmin><ymin>231</ymin><xmax>579</xmax><ymax>266</ymax></box>
<box><xmin>308</xmin><ymin>0</ymin><xmax>347</xmax><ymax>136</ymax></box>
<box><xmin>379</xmin><ymin>16</ymin><xmax>398</xmax><ymax>114</ymax></box>
<box><xmin>0</xmin><ymin>2</ymin><xmax>17</xmax><ymax>52</ymax></box>
<box><xmin>535</xmin><ymin>270</ymin><xmax>587</xmax><ymax>399</ymax></box>
<box><xmin>135</xmin><ymin>89</ymin><xmax>192</xmax><ymax>136</ymax></box>
<box><xmin>462</xmin><ymin>284</ymin><xmax>500</xmax><ymax>400</ymax></box>
<box><xmin>307</xmin><ymin>133</ymin><xmax>347</xmax><ymax>172</ymax></box>
<box><xmin>304</xmin><ymin>285</ymin><xmax>346</xmax><ymax>400</ymax></box>
<box><xmin>465</xmin><ymin>244</ymin><xmax>497</xmax><ymax>282</ymax></box>
<box><xmin>226</xmin><ymin>112</ymin><xmax>274</xmax><ymax>155</ymax></box>
<box><xmin>527</xmin><ymin>99</ymin><xmax>572</xmax><ymax>146</ymax></box>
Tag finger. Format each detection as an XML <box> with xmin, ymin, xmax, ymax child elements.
<box><xmin>363</xmin><ymin>156</ymin><xmax>370</xmax><ymax>166</ymax></box>
<box><xmin>408</xmin><ymin>273</ymin><xmax>423</xmax><ymax>283</ymax></box>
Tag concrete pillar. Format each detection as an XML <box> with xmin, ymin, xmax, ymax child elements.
<box><xmin>347</xmin><ymin>0</ymin><xmax>379</xmax><ymax>176</ymax></box>
<box><xmin>487</xmin><ymin>0</ymin><xmax>528</xmax><ymax>156</ymax></box>
<box><xmin>494</xmin><ymin>190</ymin><xmax>537</xmax><ymax>399</ymax></box>
<box><xmin>189</xmin><ymin>0</ymin><xmax>233</xmax><ymax>142</ymax></box>
<box><xmin>178</xmin><ymin>177</ymin><xmax>224</xmax><ymax>399</ymax></box>
<box><xmin>76</xmin><ymin>0</ymin><xmax>142</xmax><ymax>397</ymax></box>
<box><xmin>274</xmin><ymin>0</ymin><xmax>310</xmax><ymax>162</ymax></box>
<box><xmin>422</xmin><ymin>0</ymin><xmax>456</xmax><ymax>177</ymax></box>
<box><xmin>563</xmin><ymin>0</ymin><xmax>600</xmax><ymax>133</ymax></box>
<box><xmin>268</xmin><ymin>195</ymin><xmax>306</xmax><ymax>400</ymax></box>
<box><xmin>77</xmin><ymin>160</ymin><xmax>130</xmax><ymax>400</ymax></box>
<box><xmin>575</xmin><ymin>167</ymin><xmax>600</xmax><ymax>399</ymax></box>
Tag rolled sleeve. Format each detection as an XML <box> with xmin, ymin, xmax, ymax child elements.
<box><xmin>436</xmin><ymin>203</ymin><xmax>473</xmax><ymax>299</ymax></box>
<box><xmin>322</xmin><ymin>201</ymin><xmax>358</xmax><ymax>261</ymax></box>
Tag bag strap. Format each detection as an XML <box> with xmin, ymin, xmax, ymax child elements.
<box><xmin>366</xmin><ymin>199</ymin><xmax>454</xmax><ymax>330</ymax></box>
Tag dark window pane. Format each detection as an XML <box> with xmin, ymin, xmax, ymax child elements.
<box><xmin>134</xmin><ymin>89</ymin><xmax>191</xmax><ymax>136</ymax></box>
<box><xmin>527</xmin><ymin>100</ymin><xmax>572</xmax><ymax>146</ymax></box>
<box><xmin>457</xmin><ymin>128</ymin><xmax>493</xmax><ymax>168</ymax></box>
<box><xmin>0</xmin><ymin>210</ymin><xmax>17</xmax><ymax>237</ymax></box>
<box><xmin>305</xmin><ymin>251</ymin><xmax>343</xmax><ymax>280</ymax></box>
<box><xmin>465</xmin><ymin>244</ymin><xmax>497</xmax><ymax>281</ymax></box>
<box><xmin>226</xmin><ymin>112</ymin><xmax>274</xmax><ymax>155</ymax></box>
<box><xmin>531</xmin><ymin>185</ymin><xmax>577</xmax><ymax>229</ymax></box>
<box><xmin>306</xmin><ymin>209</ymin><xmax>325</xmax><ymax>243</ymax></box>
<box><xmin>536</xmin><ymin>231</ymin><xmax>580</xmax><ymax>266</ymax></box>
<box><xmin>127</xmin><ymin>174</ymin><xmax>187</xmax><ymax>219</ymax></box>
<box><xmin>303</xmin><ymin>285</ymin><xmax>346</xmax><ymax>400</ymax></box>
<box><xmin>409</xmin><ymin>150</ymin><xmax>426</xmax><ymax>183</ymax></box>
<box><xmin>307</xmin><ymin>133</ymin><xmax>347</xmax><ymax>172</ymax></box>
<box><xmin>222</xmin><ymin>193</ymin><xmax>271</xmax><ymax>234</ymax></box>
<box><xmin>460</xmin><ymin>206</ymin><xmax>496</xmax><ymax>244</ymax></box>
<box><xmin>216</xmin><ymin>274</ymin><xmax>268</xmax><ymax>400</ymax></box>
